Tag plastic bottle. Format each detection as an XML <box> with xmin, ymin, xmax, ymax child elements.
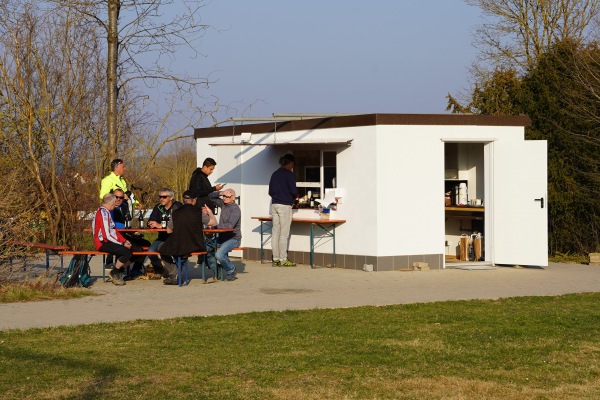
<box><xmin>458</xmin><ymin>183</ymin><xmax>468</xmax><ymax>205</ymax></box>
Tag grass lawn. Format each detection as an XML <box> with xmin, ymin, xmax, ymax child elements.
<box><xmin>1</xmin><ymin>293</ymin><xmax>599</xmax><ymax>399</ymax></box>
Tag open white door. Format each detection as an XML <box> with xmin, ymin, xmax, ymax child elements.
<box><xmin>491</xmin><ymin>140</ymin><xmax>548</xmax><ymax>266</ymax></box>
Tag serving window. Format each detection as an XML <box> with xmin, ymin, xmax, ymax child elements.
<box><xmin>292</xmin><ymin>149</ymin><xmax>336</xmax><ymax>207</ymax></box>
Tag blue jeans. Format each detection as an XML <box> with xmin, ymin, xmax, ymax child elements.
<box><xmin>206</xmin><ymin>237</ymin><xmax>240</xmax><ymax>278</ymax></box>
<box><xmin>147</xmin><ymin>240</ymin><xmax>164</xmax><ymax>271</ymax></box>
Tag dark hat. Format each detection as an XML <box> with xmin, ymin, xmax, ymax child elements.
<box><xmin>182</xmin><ymin>189</ymin><xmax>197</xmax><ymax>200</ymax></box>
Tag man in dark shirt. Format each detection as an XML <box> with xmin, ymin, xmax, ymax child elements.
<box><xmin>159</xmin><ymin>190</ymin><xmax>216</xmax><ymax>285</ymax></box>
<box><xmin>146</xmin><ymin>188</ymin><xmax>182</xmax><ymax>277</ymax></box>
<box><xmin>268</xmin><ymin>154</ymin><xmax>298</xmax><ymax>267</ymax></box>
<box><xmin>188</xmin><ymin>157</ymin><xmax>224</xmax><ymax>213</ymax></box>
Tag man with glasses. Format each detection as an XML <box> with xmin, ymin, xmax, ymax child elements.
<box><xmin>111</xmin><ymin>188</ymin><xmax>151</xmax><ymax>279</ymax></box>
<box><xmin>206</xmin><ymin>188</ymin><xmax>242</xmax><ymax>281</ymax></box>
<box><xmin>145</xmin><ymin>188</ymin><xmax>182</xmax><ymax>278</ymax></box>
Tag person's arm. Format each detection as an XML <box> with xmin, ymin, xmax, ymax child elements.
<box><xmin>288</xmin><ymin>173</ymin><xmax>298</xmax><ymax>198</ymax></box>
<box><xmin>202</xmin><ymin>205</ymin><xmax>217</xmax><ymax>226</ymax></box>
<box><xmin>100</xmin><ymin>208</ymin><xmax>125</xmax><ymax>245</ymax></box>
<box><xmin>208</xmin><ymin>191</ymin><xmax>225</xmax><ymax>208</ymax></box>
<box><xmin>194</xmin><ymin>174</ymin><xmax>214</xmax><ymax>198</ymax></box>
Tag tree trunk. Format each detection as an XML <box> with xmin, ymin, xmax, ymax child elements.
<box><xmin>107</xmin><ymin>0</ymin><xmax>120</xmax><ymax>162</ymax></box>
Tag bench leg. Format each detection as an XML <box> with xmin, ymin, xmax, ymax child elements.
<box><xmin>102</xmin><ymin>254</ymin><xmax>108</xmax><ymax>282</ymax></box>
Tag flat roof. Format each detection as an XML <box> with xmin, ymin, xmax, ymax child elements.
<box><xmin>193</xmin><ymin>113</ymin><xmax>532</xmax><ymax>139</ymax></box>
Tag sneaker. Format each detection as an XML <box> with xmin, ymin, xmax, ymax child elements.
<box><xmin>109</xmin><ymin>269</ymin><xmax>125</xmax><ymax>286</ymax></box>
<box><xmin>226</xmin><ymin>272</ymin><xmax>238</xmax><ymax>281</ymax></box>
<box><xmin>272</xmin><ymin>260</ymin><xmax>281</xmax><ymax>267</ymax></box>
<box><xmin>163</xmin><ymin>277</ymin><xmax>178</xmax><ymax>285</ymax></box>
<box><xmin>281</xmin><ymin>260</ymin><xmax>296</xmax><ymax>267</ymax></box>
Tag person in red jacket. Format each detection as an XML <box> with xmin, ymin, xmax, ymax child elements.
<box><xmin>93</xmin><ymin>193</ymin><xmax>141</xmax><ymax>285</ymax></box>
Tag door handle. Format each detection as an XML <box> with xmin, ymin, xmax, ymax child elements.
<box><xmin>534</xmin><ymin>197</ymin><xmax>544</xmax><ymax>209</ymax></box>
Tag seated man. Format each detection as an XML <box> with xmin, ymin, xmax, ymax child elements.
<box><xmin>207</xmin><ymin>188</ymin><xmax>242</xmax><ymax>281</ymax></box>
<box><xmin>159</xmin><ymin>190</ymin><xmax>216</xmax><ymax>285</ymax></box>
<box><xmin>92</xmin><ymin>193</ymin><xmax>143</xmax><ymax>286</ymax></box>
<box><xmin>146</xmin><ymin>188</ymin><xmax>182</xmax><ymax>277</ymax></box>
<box><xmin>111</xmin><ymin>188</ymin><xmax>151</xmax><ymax>279</ymax></box>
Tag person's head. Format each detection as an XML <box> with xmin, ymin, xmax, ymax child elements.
<box><xmin>221</xmin><ymin>189</ymin><xmax>236</xmax><ymax>205</ymax></box>
<box><xmin>113</xmin><ymin>189</ymin><xmax>125</xmax><ymax>206</ymax></box>
<box><xmin>182</xmin><ymin>189</ymin><xmax>197</xmax><ymax>205</ymax></box>
<box><xmin>110</xmin><ymin>159</ymin><xmax>125</xmax><ymax>176</ymax></box>
<box><xmin>279</xmin><ymin>154</ymin><xmax>295</xmax><ymax>170</ymax></box>
<box><xmin>158</xmin><ymin>188</ymin><xmax>175</xmax><ymax>208</ymax></box>
<box><xmin>201</xmin><ymin>157</ymin><xmax>217</xmax><ymax>176</ymax></box>
<box><xmin>102</xmin><ymin>193</ymin><xmax>117</xmax><ymax>210</ymax></box>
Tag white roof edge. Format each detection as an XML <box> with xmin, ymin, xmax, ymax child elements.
<box><xmin>440</xmin><ymin>138</ymin><xmax>497</xmax><ymax>142</ymax></box>
<box><xmin>209</xmin><ymin>139</ymin><xmax>354</xmax><ymax>146</ymax></box>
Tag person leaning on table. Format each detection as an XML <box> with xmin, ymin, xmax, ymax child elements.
<box><xmin>158</xmin><ymin>190</ymin><xmax>217</xmax><ymax>285</ymax></box>
<box><xmin>268</xmin><ymin>153</ymin><xmax>299</xmax><ymax>267</ymax></box>
<box><xmin>145</xmin><ymin>188</ymin><xmax>182</xmax><ymax>278</ymax></box>
<box><xmin>92</xmin><ymin>193</ymin><xmax>143</xmax><ymax>286</ymax></box>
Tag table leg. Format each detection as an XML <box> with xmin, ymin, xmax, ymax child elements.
<box><xmin>310</xmin><ymin>223</ymin><xmax>315</xmax><ymax>268</ymax></box>
<box><xmin>333</xmin><ymin>223</ymin><xmax>336</xmax><ymax>267</ymax></box>
<box><xmin>260</xmin><ymin>221</ymin><xmax>264</xmax><ymax>262</ymax></box>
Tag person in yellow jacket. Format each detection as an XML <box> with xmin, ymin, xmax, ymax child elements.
<box><xmin>100</xmin><ymin>159</ymin><xmax>139</xmax><ymax>208</ymax></box>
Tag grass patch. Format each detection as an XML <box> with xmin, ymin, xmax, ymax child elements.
<box><xmin>0</xmin><ymin>276</ymin><xmax>96</xmax><ymax>303</ymax></box>
<box><xmin>1</xmin><ymin>293</ymin><xmax>599</xmax><ymax>399</ymax></box>
<box><xmin>549</xmin><ymin>252</ymin><xmax>589</xmax><ymax>264</ymax></box>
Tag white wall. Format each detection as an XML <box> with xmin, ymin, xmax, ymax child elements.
<box><xmin>196</xmin><ymin>122</ymin><xmax>528</xmax><ymax>259</ymax></box>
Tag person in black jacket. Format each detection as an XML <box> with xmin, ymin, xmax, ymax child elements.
<box><xmin>159</xmin><ymin>190</ymin><xmax>216</xmax><ymax>285</ymax></box>
<box><xmin>145</xmin><ymin>188</ymin><xmax>182</xmax><ymax>277</ymax></box>
<box><xmin>188</xmin><ymin>157</ymin><xmax>224</xmax><ymax>213</ymax></box>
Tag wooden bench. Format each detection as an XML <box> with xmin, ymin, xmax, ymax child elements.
<box><xmin>58</xmin><ymin>250</ymin><xmax>207</xmax><ymax>287</ymax></box>
<box><xmin>6</xmin><ymin>240</ymin><xmax>70</xmax><ymax>270</ymax></box>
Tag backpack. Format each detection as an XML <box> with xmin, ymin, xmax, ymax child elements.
<box><xmin>60</xmin><ymin>254</ymin><xmax>92</xmax><ymax>288</ymax></box>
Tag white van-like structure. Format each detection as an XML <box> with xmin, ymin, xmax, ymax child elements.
<box><xmin>194</xmin><ymin>113</ymin><xmax>547</xmax><ymax>271</ymax></box>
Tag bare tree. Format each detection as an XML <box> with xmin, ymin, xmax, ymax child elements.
<box><xmin>52</xmin><ymin>0</ymin><xmax>213</xmax><ymax>169</ymax></box>
<box><xmin>0</xmin><ymin>2</ymin><xmax>106</xmax><ymax>245</ymax></box>
<box><xmin>466</xmin><ymin>0</ymin><xmax>600</xmax><ymax>71</ymax></box>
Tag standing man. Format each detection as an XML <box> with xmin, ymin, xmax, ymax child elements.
<box><xmin>159</xmin><ymin>190</ymin><xmax>216</xmax><ymax>285</ymax></box>
<box><xmin>189</xmin><ymin>157</ymin><xmax>224</xmax><ymax>213</ymax></box>
<box><xmin>99</xmin><ymin>158</ymin><xmax>139</xmax><ymax>209</ymax></box>
<box><xmin>92</xmin><ymin>193</ymin><xmax>143</xmax><ymax>286</ymax></box>
<box><xmin>207</xmin><ymin>189</ymin><xmax>241</xmax><ymax>281</ymax></box>
<box><xmin>268</xmin><ymin>154</ymin><xmax>298</xmax><ymax>267</ymax></box>
<box><xmin>146</xmin><ymin>188</ymin><xmax>182</xmax><ymax>277</ymax></box>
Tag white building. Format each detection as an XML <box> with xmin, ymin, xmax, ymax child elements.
<box><xmin>194</xmin><ymin>113</ymin><xmax>547</xmax><ymax>271</ymax></box>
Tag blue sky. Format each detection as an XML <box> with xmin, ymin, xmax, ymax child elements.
<box><xmin>167</xmin><ymin>0</ymin><xmax>481</xmax><ymax>125</ymax></box>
